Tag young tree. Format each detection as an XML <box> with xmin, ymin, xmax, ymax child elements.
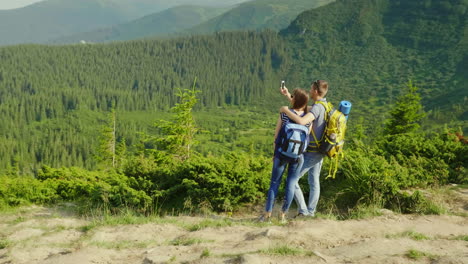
<box><xmin>384</xmin><ymin>81</ymin><xmax>426</xmax><ymax>135</ymax></box>
<box><xmin>97</xmin><ymin>109</ymin><xmax>116</xmax><ymax>168</ymax></box>
<box><xmin>155</xmin><ymin>79</ymin><xmax>200</xmax><ymax>160</ymax></box>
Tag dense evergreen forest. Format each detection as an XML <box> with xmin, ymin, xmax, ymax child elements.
<box><xmin>0</xmin><ymin>31</ymin><xmax>288</xmax><ymax>172</ymax></box>
<box><xmin>0</xmin><ymin>0</ymin><xmax>466</xmax><ymax>175</ymax></box>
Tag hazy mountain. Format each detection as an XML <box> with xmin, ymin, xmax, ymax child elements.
<box><xmin>52</xmin><ymin>5</ymin><xmax>232</xmax><ymax>44</ymax></box>
<box><xmin>0</xmin><ymin>0</ymin><xmax>249</xmax><ymax>46</ymax></box>
<box><xmin>52</xmin><ymin>0</ymin><xmax>332</xmax><ymax>44</ymax></box>
<box><xmin>186</xmin><ymin>0</ymin><xmax>334</xmax><ymax>33</ymax></box>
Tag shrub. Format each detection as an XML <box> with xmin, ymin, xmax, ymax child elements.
<box><xmin>0</xmin><ymin>175</ymin><xmax>57</xmax><ymax>209</ymax></box>
<box><xmin>37</xmin><ymin>166</ymin><xmax>152</xmax><ymax>212</ymax></box>
<box><xmin>147</xmin><ymin>152</ymin><xmax>271</xmax><ymax>212</ymax></box>
<box><xmin>377</xmin><ymin>132</ymin><xmax>466</xmax><ymax>184</ymax></box>
<box><xmin>332</xmin><ymin>145</ymin><xmax>400</xmax><ymax>208</ymax></box>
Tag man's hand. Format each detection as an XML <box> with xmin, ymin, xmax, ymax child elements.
<box><xmin>279</xmin><ymin>106</ymin><xmax>289</xmax><ymax>113</ymax></box>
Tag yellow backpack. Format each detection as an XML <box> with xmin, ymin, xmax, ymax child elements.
<box><xmin>310</xmin><ymin>100</ymin><xmax>349</xmax><ymax>178</ymax></box>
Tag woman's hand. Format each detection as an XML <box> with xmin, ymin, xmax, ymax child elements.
<box><xmin>280</xmin><ymin>86</ymin><xmax>290</xmax><ymax>98</ymax></box>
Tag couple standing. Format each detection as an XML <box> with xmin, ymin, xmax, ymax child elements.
<box><xmin>261</xmin><ymin>80</ymin><xmax>329</xmax><ymax>223</ymax></box>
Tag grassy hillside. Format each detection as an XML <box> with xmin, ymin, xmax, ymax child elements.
<box><xmin>52</xmin><ymin>5</ymin><xmax>232</xmax><ymax>44</ymax></box>
<box><xmin>187</xmin><ymin>0</ymin><xmax>334</xmax><ymax>33</ymax></box>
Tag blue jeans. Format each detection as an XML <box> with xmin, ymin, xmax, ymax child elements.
<box><xmin>265</xmin><ymin>155</ymin><xmax>304</xmax><ymax>213</ymax></box>
<box><xmin>293</xmin><ymin>152</ymin><xmax>324</xmax><ymax>216</ymax></box>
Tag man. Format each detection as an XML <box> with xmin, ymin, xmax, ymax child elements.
<box><xmin>279</xmin><ymin>80</ymin><xmax>329</xmax><ymax>217</ymax></box>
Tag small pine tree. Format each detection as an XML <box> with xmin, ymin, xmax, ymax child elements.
<box><xmin>384</xmin><ymin>81</ymin><xmax>426</xmax><ymax>135</ymax></box>
<box><xmin>155</xmin><ymin>79</ymin><xmax>200</xmax><ymax>160</ymax></box>
<box><xmin>97</xmin><ymin>109</ymin><xmax>116</xmax><ymax>168</ymax></box>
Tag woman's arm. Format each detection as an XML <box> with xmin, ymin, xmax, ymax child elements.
<box><xmin>279</xmin><ymin>106</ymin><xmax>315</xmax><ymax>125</ymax></box>
<box><xmin>274</xmin><ymin>115</ymin><xmax>282</xmax><ymax>142</ymax></box>
<box><xmin>273</xmin><ymin>115</ymin><xmax>282</xmax><ymax>154</ymax></box>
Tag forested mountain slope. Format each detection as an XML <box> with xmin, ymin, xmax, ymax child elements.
<box><xmin>187</xmin><ymin>0</ymin><xmax>334</xmax><ymax>33</ymax></box>
<box><xmin>0</xmin><ymin>0</ymin><xmax>466</xmax><ymax>174</ymax></box>
<box><xmin>0</xmin><ymin>32</ymin><xmax>288</xmax><ymax>172</ymax></box>
<box><xmin>51</xmin><ymin>5</ymin><xmax>232</xmax><ymax>44</ymax></box>
<box><xmin>281</xmin><ymin>0</ymin><xmax>467</xmax><ymax>125</ymax></box>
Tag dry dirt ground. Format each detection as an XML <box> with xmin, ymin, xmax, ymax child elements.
<box><xmin>0</xmin><ymin>187</ymin><xmax>467</xmax><ymax>264</ymax></box>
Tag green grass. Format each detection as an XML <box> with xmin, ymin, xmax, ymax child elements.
<box><xmin>9</xmin><ymin>216</ymin><xmax>27</xmax><ymax>225</ymax></box>
<box><xmin>406</xmin><ymin>249</ymin><xmax>438</xmax><ymax>260</ymax></box>
<box><xmin>169</xmin><ymin>237</ymin><xmax>213</xmax><ymax>246</ymax></box>
<box><xmin>79</xmin><ymin>209</ymin><xmax>179</xmax><ymax>233</ymax></box>
<box><xmin>421</xmin><ymin>201</ymin><xmax>447</xmax><ymax>215</ymax></box>
<box><xmin>314</xmin><ymin>211</ymin><xmax>339</xmax><ymax>221</ymax></box>
<box><xmin>200</xmin><ymin>248</ymin><xmax>211</xmax><ymax>258</ymax></box>
<box><xmin>89</xmin><ymin>239</ymin><xmax>157</xmax><ymax>250</ymax></box>
<box><xmin>181</xmin><ymin>216</ymin><xmax>293</xmax><ymax>232</ymax></box>
<box><xmin>259</xmin><ymin>245</ymin><xmax>313</xmax><ymax>256</ymax></box>
<box><xmin>0</xmin><ymin>239</ymin><xmax>11</xmax><ymax>249</ymax></box>
<box><xmin>79</xmin><ymin>209</ymin><xmax>291</xmax><ymax>235</ymax></box>
<box><xmin>346</xmin><ymin>204</ymin><xmax>384</xmax><ymax>220</ymax></box>
<box><xmin>220</xmin><ymin>253</ymin><xmax>246</xmax><ymax>259</ymax></box>
<box><xmin>184</xmin><ymin>219</ymin><xmax>234</xmax><ymax>232</ymax></box>
<box><xmin>450</xmin><ymin>235</ymin><xmax>468</xmax><ymax>241</ymax></box>
<box><xmin>386</xmin><ymin>230</ymin><xmax>430</xmax><ymax>241</ymax></box>
<box><xmin>453</xmin><ymin>212</ymin><xmax>468</xmax><ymax>217</ymax></box>
<box><xmin>0</xmin><ymin>205</ymin><xmax>36</xmax><ymax>215</ymax></box>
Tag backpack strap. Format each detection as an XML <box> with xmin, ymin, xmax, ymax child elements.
<box><xmin>326</xmin><ymin>151</ymin><xmax>344</xmax><ymax>179</ymax></box>
<box><xmin>309</xmin><ymin>100</ymin><xmax>331</xmax><ymax>150</ymax></box>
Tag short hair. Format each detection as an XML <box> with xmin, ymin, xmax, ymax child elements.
<box><xmin>292</xmin><ymin>88</ymin><xmax>309</xmax><ymax>112</ymax></box>
<box><xmin>313</xmin><ymin>80</ymin><xmax>328</xmax><ymax>97</ymax></box>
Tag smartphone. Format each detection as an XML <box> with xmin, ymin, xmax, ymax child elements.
<box><xmin>281</xmin><ymin>80</ymin><xmax>285</xmax><ymax>89</ymax></box>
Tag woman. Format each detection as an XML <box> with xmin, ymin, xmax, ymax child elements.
<box><xmin>260</xmin><ymin>88</ymin><xmax>311</xmax><ymax>223</ymax></box>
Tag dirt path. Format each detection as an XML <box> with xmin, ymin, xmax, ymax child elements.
<box><xmin>0</xmin><ymin>188</ymin><xmax>467</xmax><ymax>264</ymax></box>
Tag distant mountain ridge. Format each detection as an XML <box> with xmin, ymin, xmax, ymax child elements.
<box><xmin>51</xmin><ymin>5</ymin><xmax>231</xmax><ymax>44</ymax></box>
<box><xmin>187</xmin><ymin>0</ymin><xmax>334</xmax><ymax>33</ymax></box>
<box><xmin>0</xmin><ymin>0</ymin><xmax>249</xmax><ymax>46</ymax></box>
<box><xmin>52</xmin><ymin>0</ymin><xmax>334</xmax><ymax>44</ymax></box>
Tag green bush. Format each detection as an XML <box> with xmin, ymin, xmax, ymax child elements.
<box><xmin>37</xmin><ymin>166</ymin><xmax>152</xmax><ymax>211</ymax></box>
<box><xmin>391</xmin><ymin>190</ymin><xmax>446</xmax><ymax>215</ymax></box>
<box><xmin>122</xmin><ymin>152</ymin><xmax>271</xmax><ymax>212</ymax></box>
<box><xmin>377</xmin><ymin>132</ymin><xmax>466</xmax><ymax>184</ymax></box>
<box><xmin>0</xmin><ymin>175</ymin><xmax>57</xmax><ymax>209</ymax></box>
<box><xmin>332</xmin><ymin>145</ymin><xmax>400</xmax><ymax>208</ymax></box>
<box><xmin>1</xmin><ymin>130</ymin><xmax>464</xmax><ymax>215</ymax></box>
<box><xmin>321</xmin><ymin>136</ymin><xmax>458</xmax><ymax>214</ymax></box>
<box><xmin>174</xmin><ymin>153</ymin><xmax>270</xmax><ymax>211</ymax></box>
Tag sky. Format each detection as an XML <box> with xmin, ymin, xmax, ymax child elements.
<box><xmin>0</xmin><ymin>0</ymin><xmax>43</xmax><ymax>10</ymax></box>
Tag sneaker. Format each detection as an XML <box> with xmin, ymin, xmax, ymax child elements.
<box><xmin>280</xmin><ymin>215</ymin><xmax>288</xmax><ymax>224</ymax></box>
<box><xmin>293</xmin><ymin>213</ymin><xmax>306</xmax><ymax>219</ymax></box>
<box><xmin>258</xmin><ymin>215</ymin><xmax>271</xmax><ymax>223</ymax></box>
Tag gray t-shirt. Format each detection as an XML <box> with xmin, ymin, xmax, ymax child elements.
<box><xmin>308</xmin><ymin>98</ymin><xmax>327</xmax><ymax>148</ymax></box>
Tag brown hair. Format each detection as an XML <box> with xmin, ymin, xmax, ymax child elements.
<box><xmin>313</xmin><ymin>80</ymin><xmax>329</xmax><ymax>97</ymax></box>
<box><xmin>292</xmin><ymin>88</ymin><xmax>309</xmax><ymax>112</ymax></box>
